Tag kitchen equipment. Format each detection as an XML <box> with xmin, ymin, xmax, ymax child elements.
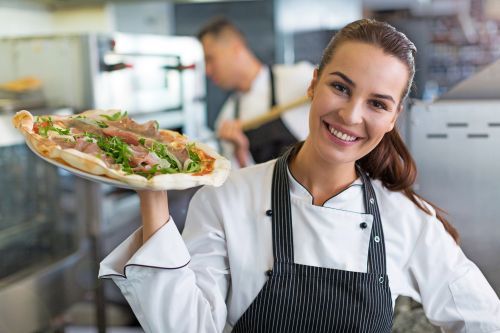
<box><xmin>408</xmin><ymin>61</ymin><xmax>500</xmax><ymax>295</ymax></box>
<box><xmin>0</xmin><ymin>77</ymin><xmax>47</xmax><ymax>113</ymax></box>
<box><xmin>0</xmin><ymin>33</ymin><xmax>208</xmax><ymax>332</ymax></box>
<box><xmin>0</xmin><ymin>33</ymin><xmax>207</xmax><ymax>138</ymax></box>
<box><xmin>0</xmin><ymin>112</ymin><xmax>91</xmax><ymax>333</ymax></box>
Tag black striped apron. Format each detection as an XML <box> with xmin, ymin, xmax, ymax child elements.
<box><xmin>232</xmin><ymin>148</ymin><xmax>393</xmax><ymax>332</ymax></box>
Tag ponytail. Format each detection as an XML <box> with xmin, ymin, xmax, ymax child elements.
<box><xmin>358</xmin><ymin>129</ymin><xmax>460</xmax><ymax>243</ymax></box>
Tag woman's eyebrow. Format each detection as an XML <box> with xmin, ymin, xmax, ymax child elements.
<box><xmin>372</xmin><ymin>93</ymin><xmax>396</xmax><ymax>104</ymax></box>
<box><xmin>329</xmin><ymin>71</ymin><xmax>355</xmax><ymax>87</ymax></box>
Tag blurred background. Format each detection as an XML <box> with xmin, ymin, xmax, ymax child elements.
<box><xmin>0</xmin><ymin>0</ymin><xmax>499</xmax><ymax>332</ymax></box>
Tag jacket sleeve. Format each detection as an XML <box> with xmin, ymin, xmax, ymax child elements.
<box><xmin>403</xmin><ymin>209</ymin><xmax>500</xmax><ymax>333</ymax></box>
<box><xmin>99</xmin><ymin>186</ymin><xmax>230</xmax><ymax>333</ymax></box>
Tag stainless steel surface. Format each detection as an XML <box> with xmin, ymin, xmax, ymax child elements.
<box><xmin>0</xmin><ymin>245</ymin><xmax>91</xmax><ymax>333</ymax></box>
<box><xmin>0</xmin><ymin>146</ymin><xmax>77</xmax><ymax>279</ymax></box>
<box><xmin>409</xmin><ymin>100</ymin><xmax>500</xmax><ymax>295</ymax></box>
<box><xmin>439</xmin><ymin>58</ymin><xmax>500</xmax><ymax>100</ymax></box>
<box><xmin>0</xmin><ymin>127</ymin><xmax>89</xmax><ymax>332</ymax></box>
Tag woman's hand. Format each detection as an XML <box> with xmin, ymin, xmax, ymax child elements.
<box><xmin>218</xmin><ymin>119</ymin><xmax>250</xmax><ymax>167</ymax></box>
<box><xmin>136</xmin><ymin>190</ymin><xmax>170</xmax><ymax>243</ymax></box>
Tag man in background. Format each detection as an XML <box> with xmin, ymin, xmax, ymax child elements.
<box><xmin>197</xmin><ymin>17</ymin><xmax>313</xmax><ymax>168</ymax></box>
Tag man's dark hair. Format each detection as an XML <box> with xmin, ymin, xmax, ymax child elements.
<box><xmin>197</xmin><ymin>16</ymin><xmax>245</xmax><ymax>42</ymax></box>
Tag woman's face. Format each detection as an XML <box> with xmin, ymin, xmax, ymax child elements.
<box><xmin>307</xmin><ymin>41</ymin><xmax>408</xmax><ymax>166</ymax></box>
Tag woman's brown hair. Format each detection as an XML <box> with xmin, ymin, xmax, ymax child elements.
<box><xmin>318</xmin><ymin>19</ymin><xmax>459</xmax><ymax>242</ymax></box>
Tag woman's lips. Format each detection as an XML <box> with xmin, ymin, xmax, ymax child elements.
<box><xmin>323</xmin><ymin>121</ymin><xmax>361</xmax><ymax>146</ymax></box>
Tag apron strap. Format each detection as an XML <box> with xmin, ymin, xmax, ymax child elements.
<box><xmin>271</xmin><ymin>147</ymin><xmax>295</xmax><ymax>266</ymax></box>
<box><xmin>234</xmin><ymin>65</ymin><xmax>276</xmax><ymax>120</ymax></box>
<box><xmin>269</xmin><ymin>65</ymin><xmax>277</xmax><ymax>108</ymax></box>
<box><xmin>356</xmin><ymin>165</ymin><xmax>388</xmax><ymax>275</ymax></box>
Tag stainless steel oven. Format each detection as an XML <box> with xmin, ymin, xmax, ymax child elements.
<box><xmin>0</xmin><ymin>33</ymin><xmax>208</xmax><ymax>138</ymax></box>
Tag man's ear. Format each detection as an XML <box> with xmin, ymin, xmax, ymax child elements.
<box><xmin>307</xmin><ymin>68</ymin><xmax>319</xmax><ymax>99</ymax></box>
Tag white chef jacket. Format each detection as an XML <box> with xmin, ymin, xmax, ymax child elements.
<box><xmin>215</xmin><ymin>62</ymin><xmax>313</xmax><ymax>167</ymax></box>
<box><xmin>99</xmin><ymin>159</ymin><xmax>500</xmax><ymax>333</ymax></box>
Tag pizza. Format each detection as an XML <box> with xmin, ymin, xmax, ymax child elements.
<box><xmin>12</xmin><ymin>109</ymin><xmax>230</xmax><ymax>190</ymax></box>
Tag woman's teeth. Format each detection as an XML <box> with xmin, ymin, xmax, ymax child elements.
<box><xmin>329</xmin><ymin>125</ymin><xmax>357</xmax><ymax>142</ymax></box>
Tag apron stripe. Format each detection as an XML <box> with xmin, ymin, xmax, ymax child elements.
<box><xmin>233</xmin><ymin>147</ymin><xmax>393</xmax><ymax>332</ymax></box>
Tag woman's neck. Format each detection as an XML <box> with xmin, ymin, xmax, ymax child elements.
<box><xmin>289</xmin><ymin>141</ymin><xmax>358</xmax><ymax>206</ymax></box>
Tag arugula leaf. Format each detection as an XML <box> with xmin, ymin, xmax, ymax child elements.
<box><xmin>95</xmin><ymin>135</ymin><xmax>132</xmax><ymax>172</ymax></box>
<box><xmin>52</xmin><ymin>127</ymin><xmax>71</xmax><ymax>135</ymax></box>
<box><xmin>100</xmin><ymin>111</ymin><xmax>128</xmax><ymax>121</ymax></box>
<box><xmin>159</xmin><ymin>166</ymin><xmax>180</xmax><ymax>174</ymax></box>
<box><xmin>186</xmin><ymin>143</ymin><xmax>201</xmax><ymax>163</ymax></box>
<box><xmin>149</xmin><ymin>142</ymin><xmax>181</xmax><ymax>172</ymax></box>
<box><xmin>185</xmin><ymin>160</ymin><xmax>201</xmax><ymax>173</ymax></box>
<box><xmin>36</xmin><ymin>116</ymin><xmax>70</xmax><ymax>137</ymax></box>
<box><xmin>185</xmin><ymin>143</ymin><xmax>201</xmax><ymax>173</ymax></box>
<box><xmin>83</xmin><ymin>131</ymin><xmax>99</xmax><ymax>139</ymax></box>
<box><xmin>133</xmin><ymin>165</ymin><xmax>159</xmax><ymax>179</ymax></box>
<box><xmin>36</xmin><ymin>116</ymin><xmax>52</xmax><ymax>137</ymax></box>
<box><xmin>95</xmin><ymin>120</ymin><xmax>109</xmax><ymax>128</ymax></box>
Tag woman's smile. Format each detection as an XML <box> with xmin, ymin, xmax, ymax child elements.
<box><xmin>323</xmin><ymin>120</ymin><xmax>362</xmax><ymax>146</ymax></box>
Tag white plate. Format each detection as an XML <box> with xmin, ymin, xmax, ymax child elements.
<box><xmin>26</xmin><ymin>139</ymin><xmax>156</xmax><ymax>191</ymax></box>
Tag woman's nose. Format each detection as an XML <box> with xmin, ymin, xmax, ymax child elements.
<box><xmin>338</xmin><ymin>100</ymin><xmax>363</xmax><ymax>125</ymax></box>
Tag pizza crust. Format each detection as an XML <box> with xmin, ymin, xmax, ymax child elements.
<box><xmin>13</xmin><ymin>110</ymin><xmax>231</xmax><ymax>190</ymax></box>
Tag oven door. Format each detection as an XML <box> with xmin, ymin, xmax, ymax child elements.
<box><xmin>94</xmin><ymin>49</ymin><xmax>183</xmax><ymax>114</ymax></box>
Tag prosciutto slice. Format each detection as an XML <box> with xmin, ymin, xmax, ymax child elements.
<box><xmin>128</xmin><ymin>145</ymin><xmax>159</xmax><ymax>167</ymax></box>
<box><xmin>102</xmin><ymin>127</ymin><xmax>141</xmax><ymax>146</ymax></box>
<box><xmin>107</xmin><ymin>118</ymin><xmax>160</xmax><ymax>138</ymax></box>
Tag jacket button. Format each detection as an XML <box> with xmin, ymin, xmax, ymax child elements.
<box><xmin>265</xmin><ymin>269</ymin><xmax>273</xmax><ymax>277</ymax></box>
<box><xmin>359</xmin><ymin>222</ymin><xmax>368</xmax><ymax>229</ymax></box>
<box><xmin>265</xmin><ymin>209</ymin><xmax>273</xmax><ymax>216</ymax></box>
<box><xmin>379</xmin><ymin>276</ymin><xmax>384</xmax><ymax>284</ymax></box>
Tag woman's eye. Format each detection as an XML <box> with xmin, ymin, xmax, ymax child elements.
<box><xmin>332</xmin><ymin>83</ymin><xmax>350</xmax><ymax>95</ymax></box>
<box><xmin>370</xmin><ymin>100</ymin><xmax>388</xmax><ymax>111</ymax></box>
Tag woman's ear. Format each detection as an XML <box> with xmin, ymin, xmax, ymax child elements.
<box><xmin>307</xmin><ymin>68</ymin><xmax>319</xmax><ymax>99</ymax></box>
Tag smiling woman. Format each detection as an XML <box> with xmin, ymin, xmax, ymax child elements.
<box><xmin>299</xmin><ymin>42</ymin><xmax>407</xmax><ymax>198</ymax></box>
<box><xmin>99</xmin><ymin>19</ymin><xmax>500</xmax><ymax>333</ymax></box>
